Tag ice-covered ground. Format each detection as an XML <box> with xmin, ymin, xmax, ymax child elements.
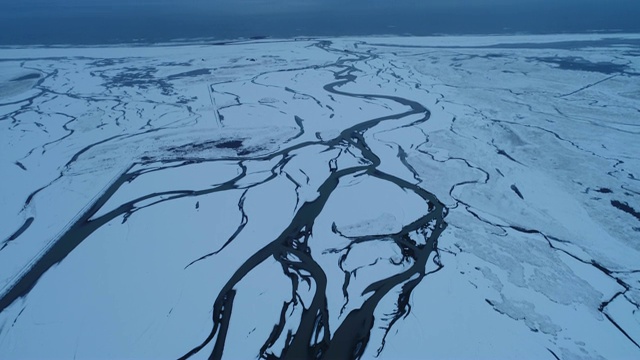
<box><xmin>1</xmin><ymin>34</ymin><xmax>639</xmax><ymax>359</ymax></box>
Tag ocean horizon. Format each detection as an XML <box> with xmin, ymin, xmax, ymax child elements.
<box><xmin>1</xmin><ymin>0</ymin><xmax>639</xmax><ymax>45</ymax></box>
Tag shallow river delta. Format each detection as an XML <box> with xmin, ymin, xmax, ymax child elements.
<box><xmin>1</xmin><ymin>34</ymin><xmax>639</xmax><ymax>359</ymax></box>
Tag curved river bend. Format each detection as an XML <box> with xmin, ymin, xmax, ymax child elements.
<box><xmin>0</xmin><ymin>40</ymin><xmax>447</xmax><ymax>360</ymax></box>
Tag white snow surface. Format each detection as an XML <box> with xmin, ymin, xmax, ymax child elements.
<box><xmin>1</xmin><ymin>34</ymin><xmax>639</xmax><ymax>359</ymax></box>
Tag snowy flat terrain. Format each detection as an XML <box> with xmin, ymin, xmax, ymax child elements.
<box><xmin>1</xmin><ymin>34</ymin><xmax>639</xmax><ymax>359</ymax></box>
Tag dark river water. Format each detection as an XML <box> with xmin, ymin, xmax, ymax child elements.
<box><xmin>0</xmin><ymin>39</ymin><xmax>448</xmax><ymax>358</ymax></box>
<box><xmin>1</xmin><ymin>2</ymin><xmax>639</xmax><ymax>358</ymax></box>
<box><xmin>1</xmin><ymin>0</ymin><xmax>639</xmax><ymax>45</ymax></box>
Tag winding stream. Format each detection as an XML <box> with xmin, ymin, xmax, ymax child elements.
<box><xmin>0</xmin><ymin>40</ymin><xmax>448</xmax><ymax>359</ymax></box>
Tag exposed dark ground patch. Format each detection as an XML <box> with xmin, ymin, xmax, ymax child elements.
<box><xmin>167</xmin><ymin>69</ymin><xmax>212</xmax><ymax>80</ymax></box>
<box><xmin>595</xmin><ymin>187</ymin><xmax>613</xmax><ymax>194</ymax></box>
<box><xmin>611</xmin><ymin>200</ymin><xmax>640</xmax><ymax>222</ymax></box>
<box><xmin>14</xmin><ymin>161</ymin><xmax>27</xmax><ymax>171</ymax></box>
<box><xmin>215</xmin><ymin>140</ymin><xmax>243</xmax><ymax>149</ymax></box>
<box><xmin>531</xmin><ymin>56</ymin><xmax>632</xmax><ymax>75</ymax></box>
<box><xmin>510</xmin><ymin>184</ymin><xmax>524</xmax><ymax>199</ymax></box>
<box><xmin>102</xmin><ymin>66</ymin><xmax>174</xmax><ymax>95</ymax></box>
<box><xmin>11</xmin><ymin>73</ymin><xmax>40</xmax><ymax>82</ymax></box>
<box><xmin>87</xmin><ymin>58</ymin><xmax>131</xmax><ymax>68</ymax></box>
<box><xmin>166</xmin><ymin>139</ymin><xmax>245</xmax><ymax>155</ymax></box>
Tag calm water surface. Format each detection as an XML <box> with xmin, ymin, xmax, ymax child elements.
<box><xmin>1</xmin><ymin>0</ymin><xmax>639</xmax><ymax>45</ymax></box>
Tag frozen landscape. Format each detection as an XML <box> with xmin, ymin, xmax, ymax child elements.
<box><xmin>1</xmin><ymin>34</ymin><xmax>640</xmax><ymax>359</ymax></box>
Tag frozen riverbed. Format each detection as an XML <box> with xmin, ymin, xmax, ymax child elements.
<box><xmin>1</xmin><ymin>34</ymin><xmax>639</xmax><ymax>359</ymax></box>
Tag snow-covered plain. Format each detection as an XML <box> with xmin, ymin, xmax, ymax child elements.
<box><xmin>1</xmin><ymin>34</ymin><xmax>639</xmax><ymax>359</ymax></box>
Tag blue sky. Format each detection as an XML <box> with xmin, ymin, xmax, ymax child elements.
<box><xmin>2</xmin><ymin>0</ymin><xmax>636</xmax><ymax>13</ymax></box>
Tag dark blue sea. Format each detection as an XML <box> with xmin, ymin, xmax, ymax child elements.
<box><xmin>1</xmin><ymin>0</ymin><xmax>639</xmax><ymax>46</ymax></box>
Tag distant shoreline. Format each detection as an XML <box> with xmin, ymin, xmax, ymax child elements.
<box><xmin>2</xmin><ymin>2</ymin><xmax>639</xmax><ymax>47</ymax></box>
<box><xmin>1</xmin><ymin>32</ymin><xmax>640</xmax><ymax>51</ymax></box>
